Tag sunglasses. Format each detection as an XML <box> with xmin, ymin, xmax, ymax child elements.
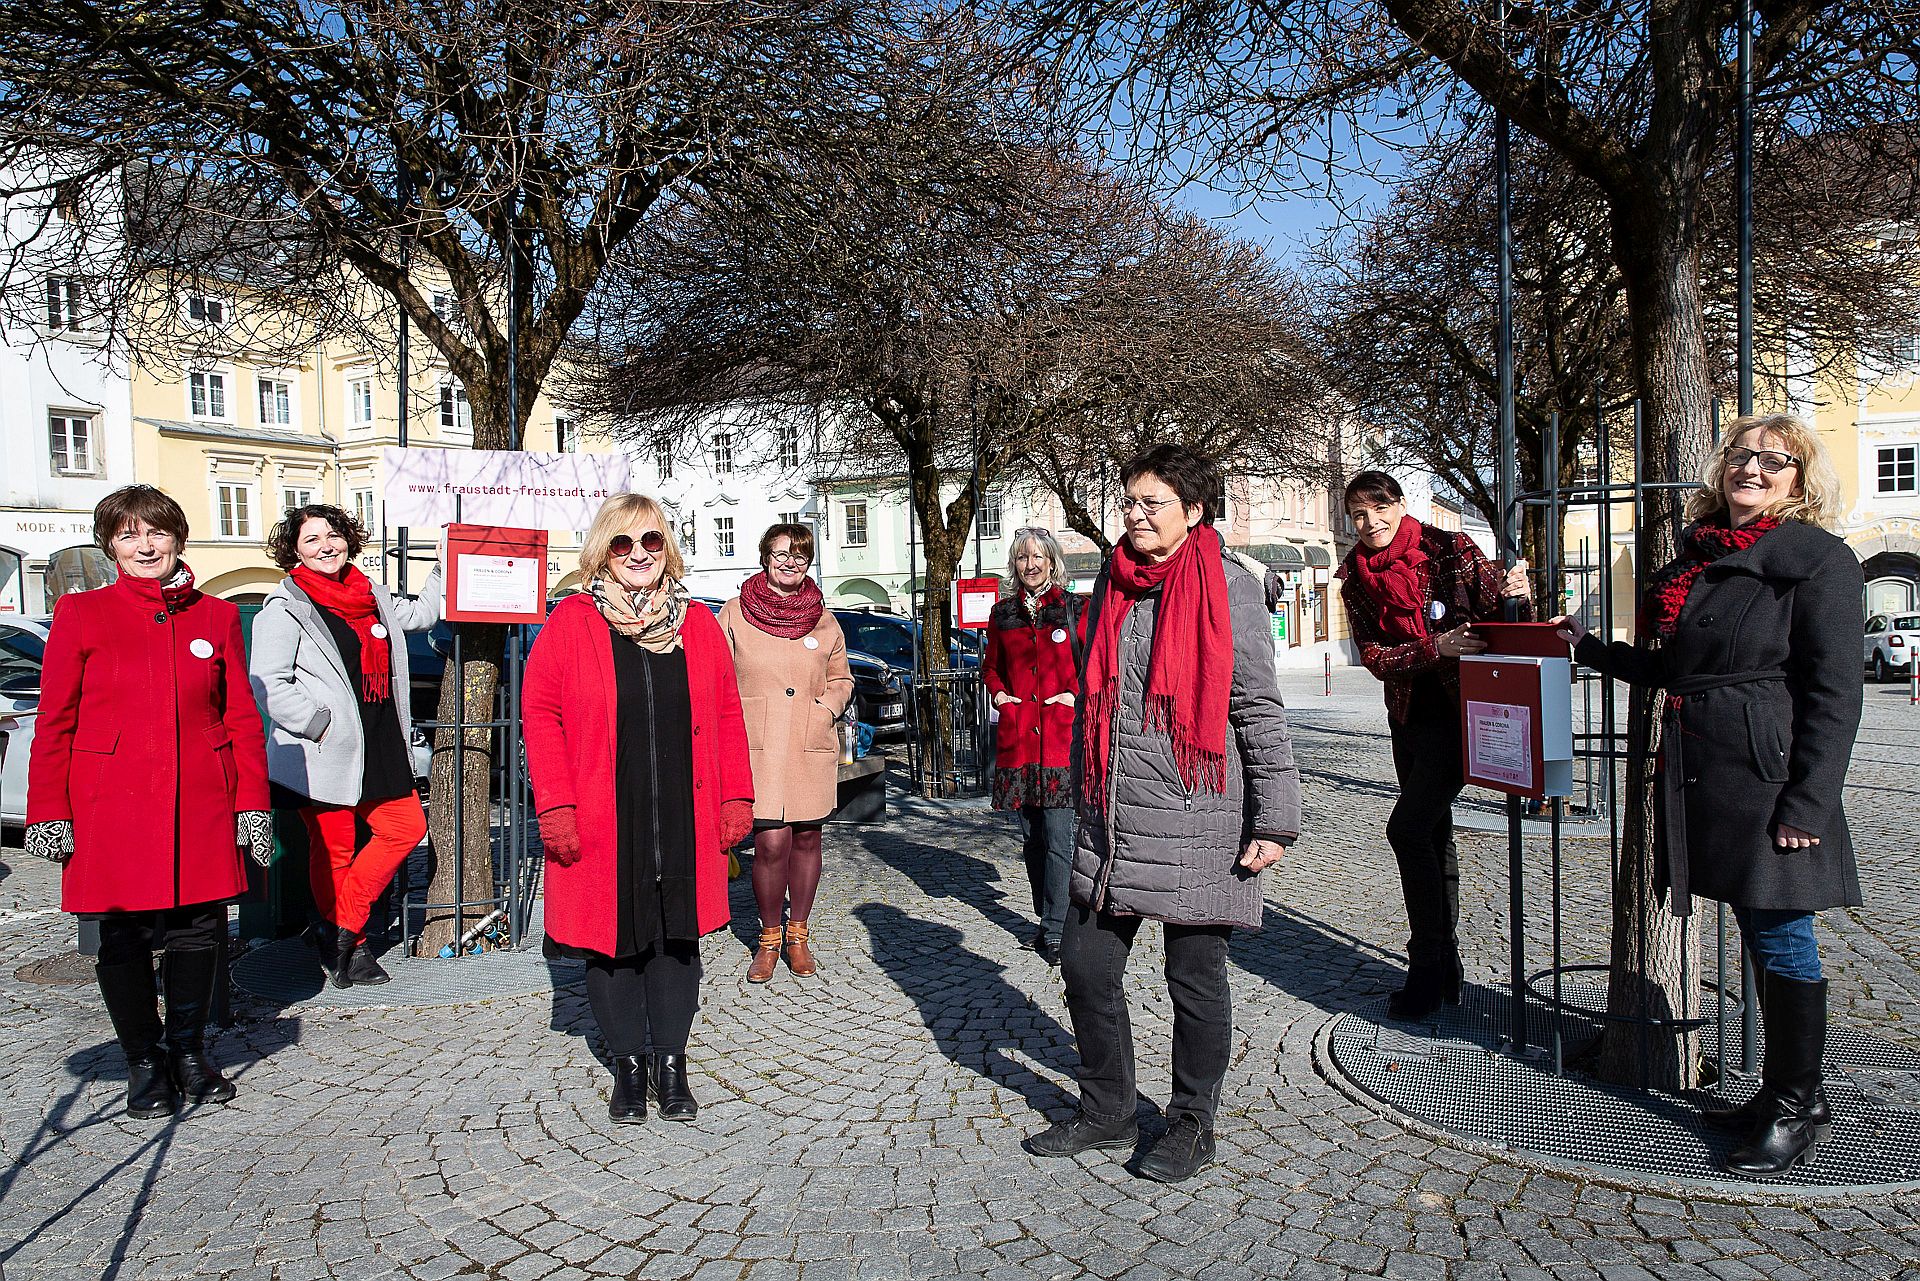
<box><xmin>608</xmin><ymin>530</ymin><xmax>665</xmax><ymax>558</ymax></box>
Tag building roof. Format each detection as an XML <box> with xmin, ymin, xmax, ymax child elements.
<box><xmin>142</xmin><ymin>417</ymin><xmax>335</xmax><ymax>451</ymax></box>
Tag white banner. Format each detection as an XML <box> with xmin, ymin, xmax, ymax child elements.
<box><xmin>380</xmin><ymin>447</ymin><xmax>631</xmax><ymax>531</ymax></box>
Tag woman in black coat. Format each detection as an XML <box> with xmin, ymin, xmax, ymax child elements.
<box><xmin>1554</xmin><ymin>413</ymin><xmax>1862</xmax><ymax>1177</ymax></box>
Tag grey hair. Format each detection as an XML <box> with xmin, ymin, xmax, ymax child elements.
<box><xmin>1000</xmin><ymin>527</ymin><xmax>1071</xmax><ymax>596</ymax></box>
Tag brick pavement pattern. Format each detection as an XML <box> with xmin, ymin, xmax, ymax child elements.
<box><xmin>2</xmin><ymin>673</ymin><xmax>1917</xmax><ymax>1279</ymax></box>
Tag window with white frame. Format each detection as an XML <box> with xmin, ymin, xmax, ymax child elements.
<box><xmin>439</xmin><ymin>383</ymin><xmax>471</xmax><ymax>438</ymax></box>
<box><xmin>977</xmin><ymin>491</ymin><xmax>1003</xmax><ymax>540</ymax></box>
<box><xmin>716</xmin><ymin>516</ymin><xmax>735</xmax><ymax>558</ymax></box>
<box><xmin>215</xmin><ymin>482</ymin><xmax>254</xmax><ymax>538</ymax></box>
<box><xmin>187</xmin><ymin>294</ymin><xmax>226</xmax><ymax>326</ymax></box>
<box><xmin>712</xmin><ymin>429</ymin><xmax>734</xmax><ymax>475</ymax></box>
<box><xmin>189</xmin><ymin>370</ymin><xmax>228</xmax><ymax>420</ymax></box>
<box><xmin>554</xmin><ymin>414</ymin><xmax>576</xmax><ymax>452</ymax></box>
<box><xmin>432</xmin><ymin>291</ymin><xmax>467</xmax><ymax>333</ymax></box>
<box><xmin>348</xmin><ymin>375</ymin><xmax>375</xmax><ymax>428</ymax></box>
<box><xmin>47</xmin><ymin>411</ymin><xmax>99</xmax><ymax>476</ymax></box>
<box><xmin>1878</xmin><ymin>444</ymin><xmax>1918</xmax><ymax>495</ymax></box>
<box><xmin>777</xmin><ymin>421</ymin><xmax>801</xmax><ymax>470</ymax></box>
<box><xmin>656</xmin><ymin>441</ymin><xmax>674</xmax><ymax>481</ymax></box>
<box><xmin>1891</xmin><ymin>335</ymin><xmax>1920</xmax><ymax>368</ymax></box>
<box><xmin>844</xmin><ymin>501</ymin><xmax>868</xmax><ymax>547</ymax></box>
<box><xmin>258</xmin><ymin>377</ymin><xmax>293</xmax><ymax>428</ymax></box>
<box><xmin>44</xmin><ymin>276</ymin><xmax>82</xmax><ymax>331</ymax></box>
<box><xmin>777</xmin><ymin>510</ymin><xmax>801</xmax><ymax>526</ymax></box>
<box><xmin>281</xmin><ymin>485</ymin><xmax>315</xmax><ymax>514</ymax></box>
<box><xmin>54</xmin><ymin>181</ymin><xmax>80</xmax><ymax>223</ymax></box>
<box><xmin>352</xmin><ymin>487</ymin><xmax>376</xmax><ymax>530</ymax></box>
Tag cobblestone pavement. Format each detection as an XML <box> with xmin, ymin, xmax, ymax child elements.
<box><xmin>3</xmin><ymin>672</ymin><xmax>1918</xmax><ymax>1280</ymax></box>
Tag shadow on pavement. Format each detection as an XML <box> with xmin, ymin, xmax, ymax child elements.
<box><xmin>854</xmin><ymin>825</ymin><xmax>1035</xmax><ymax>947</ymax></box>
<box><xmin>1229</xmin><ymin>901</ymin><xmax>1408</xmax><ymax>1013</ymax></box>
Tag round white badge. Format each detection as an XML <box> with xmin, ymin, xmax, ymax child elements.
<box><xmin>1051</xmin><ymin>628</ymin><xmax>1068</xmax><ymax>644</ymax></box>
<box><xmin>370</xmin><ymin>623</ymin><xmax>389</xmax><ymax>639</ymax></box>
<box><xmin>189</xmin><ymin>638</ymin><xmax>215</xmax><ymax>659</ymax></box>
<box><xmin>803</xmin><ymin>635</ymin><xmax>820</xmax><ymax>650</ymax></box>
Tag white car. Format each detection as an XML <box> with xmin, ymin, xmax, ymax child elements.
<box><xmin>1864</xmin><ymin>611</ymin><xmax>1920</xmax><ymax>683</ymax></box>
<box><xmin>0</xmin><ymin>617</ymin><xmax>51</xmax><ymax>830</ymax></box>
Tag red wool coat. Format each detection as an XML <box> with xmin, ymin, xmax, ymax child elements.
<box><xmin>983</xmin><ymin>590</ymin><xmax>1081</xmax><ymax>776</ymax></box>
<box><xmin>27</xmin><ymin>573</ymin><xmax>271</xmax><ymax>914</ymax></box>
<box><xmin>521</xmin><ymin>595</ymin><xmax>753</xmax><ymax>952</ymax></box>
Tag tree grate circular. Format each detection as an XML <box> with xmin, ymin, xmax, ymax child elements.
<box><xmin>231</xmin><ymin>935</ymin><xmax>582</xmax><ymax>1009</ymax></box>
<box><xmin>1320</xmin><ymin>976</ymin><xmax>1920</xmax><ymax>1195</ymax></box>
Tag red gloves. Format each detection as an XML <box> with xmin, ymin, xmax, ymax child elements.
<box><xmin>719</xmin><ymin>799</ymin><xmax>754</xmax><ymax>849</ymax></box>
<box><xmin>539</xmin><ymin>806</ymin><xmax>582</xmax><ymax>866</ymax></box>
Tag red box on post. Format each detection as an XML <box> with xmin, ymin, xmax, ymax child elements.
<box><xmin>954</xmin><ymin>576</ymin><xmax>999</xmax><ymax>630</ymax></box>
<box><xmin>1457</xmin><ymin>622</ymin><xmax>1574</xmax><ymax>800</ymax></box>
<box><xmin>444</xmin><ymin>523</ymin><xmax>549</xmax><ymax>624</ymax></box>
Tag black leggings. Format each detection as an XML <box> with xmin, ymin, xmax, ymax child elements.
<box><xmin>97</xmin><ymin>905</ymin><xmax>224</xmax><ymax>966</ymax></box>
<box><xmin>584</xmin><ymin>944</ymin><xmax>702</xmax><ymax>1057</ymax></box>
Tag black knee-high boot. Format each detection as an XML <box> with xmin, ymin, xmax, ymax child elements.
<box><xmin>1723</xmin><ymin>972</ymin><xmax>1830</xmax><ymax>1176</ymax></box>
<box><xmin>163</xmin><ymin>947</ymin><xmax>236</xmax><ymax>1104</ymax></box>
<box><xmin>96</xmin><ymin>959</ymin><xmax>178</xmax><ymax>1119</ymax></box>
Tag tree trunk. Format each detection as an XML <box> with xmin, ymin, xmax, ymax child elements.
<box><xmin>909</xmin><ymin>467</ymin><xmax>965</xmax><ymax>799</ymax></box>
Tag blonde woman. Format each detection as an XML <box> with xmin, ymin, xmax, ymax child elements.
<box><xmin>522</xmin><ymin>494</ymin><xmax>754</xmax><ymax>1126</ymax></box>
<box><xmin>1554</xmin><ymin>413</ymin><xmax>1861</xmax><ymax>1176</ymax></box>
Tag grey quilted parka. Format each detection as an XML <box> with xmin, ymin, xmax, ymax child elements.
<box><xmin>1069</xmin><ymin>552</ymin><xmax>1301</xmax><ymax>928</ymax></box>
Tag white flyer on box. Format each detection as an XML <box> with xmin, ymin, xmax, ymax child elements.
<box><xmin>455</xmin><ymin>553</ymin><xmax>541</xmax><ymax>615</ymax></box>
<box><xmin>381</xmin><ymin>447</ymin><xmax>630</xmax><ymax>530</ymax></box>
<box><xmin>1466</xmin><ymin>700</ymin><xmax>1532</xmax><ymax>789</ymax></box>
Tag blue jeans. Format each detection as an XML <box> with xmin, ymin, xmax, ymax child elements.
<box><xmin>1019</xmin><ymin>805</ymin><xmax>1075</xmax><ymax>946</ymax></box>
<box><xmin>1732</xmin><ymin>907</ymin><xmax>1822</xmax><ymax>983</ymax></box>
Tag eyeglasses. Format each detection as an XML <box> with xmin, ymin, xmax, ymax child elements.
<box><xmin>768</xmin><ymin>550</ymin><xmax>812</xmax><ymax>566</ymax></box>
<box><xmin>1116</xmin><ymin>495</ymin><xmax>1180</xmax><ymax>516</ymax></box>
<box><xmin>608</xmin><ymin>530</ymin><xmax>665</xmax><ymax>558</ymax></box>
<box><xmin>1724</xmin><ymin>447</ymin><xmax>1800</xmax><ymax>475</ymax></box>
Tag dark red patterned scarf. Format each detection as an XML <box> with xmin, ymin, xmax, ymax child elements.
<box><xmin>739</xmin><ymin>570</ymin><xmax>824</xmax><ymax>640</ymax></box>
<box><xmin>1344</xmin><ymin>515</ymin><xmax>1429</xmax><ymax>644</ymax></box>
<box><xmin>159</xmin><ymin>562</ymin><xmax>197</xmax><ymax>614</ymax></box>
<box><xmin>291</xmin><ymin>564</ymin><xmax>391</xmax><ymax>702</ymax></box>
<box><xmin>1644</xmin><ymin>515</ymin><xmax>1780</xmax><ymax>639</ymax></box>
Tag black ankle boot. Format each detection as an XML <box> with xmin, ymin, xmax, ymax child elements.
<box><xmin>344</xmin><ymin>938</ymin><xmax>392</xmax><ymax>986</ymax></box>
<box><xmin>608</xmin><ymin>1055</ymin><xmax>647</xmax><ymax>1125</ymax></box>
<box><xmin>1724</xmin><ymin>972</ymin><xmax>1830</xmax><ymax>1176</ymax></box>
<box><xmin>164</xmin><ymin>947</ymin><xmax>236</xmax><ymax>1104</ymax></box>
<box><xmin>651</xmin><ymin>1052</ymin><xmax>698</xmax><ymax>1122</ymax></box>
<box><xmin>310</xmin><ymin>922</ymin><xmax>352</xmax><ymax>989</ymax></box>
<box><xmin>1387</xmin><ymin>961</ymin><xmax>1459</xmax><ymax>1022</ymax></box>
<box><xmin>96</xmin><ymin>959</ymin><xmax>177</xmax><ymax>1120</ymax></box>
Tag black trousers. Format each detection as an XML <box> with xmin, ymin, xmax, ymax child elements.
<box><xmin>584</xmin><ymin>944</ymin><xmax>702</xmax><ymax>1058</ymax></box>
<box><xmin>1386</xmin><ymin>698</ymin><xmax>1464</xmax><ymax>977</ymax></box>
<box><xmin>97</xmin><ymin>905</ymin><xmax>224</xmax><ymax>965</ymax></box>
<box><xmin>1060</xmin><ymin>904</ymin><xmax>1234</xmax><ymax>1128</ymax></box>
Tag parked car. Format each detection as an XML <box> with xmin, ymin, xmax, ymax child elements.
<box><xmin>0</xmin><ymin>617</ymin><xmax>52</xmax><ymax>831</ymax></box>
<box><xmin>846</xmin><ymin>649</ymin><xmax>908</xmax><ymax>740</ymax></box>
<box><xmin>1864</xmin><ymin>611</ymin><xmax>1920</xmax><ymax>682</ymax></box>
<box><xmin>831</xmin><ymin>609</ymin><xmax>983</xmax><ymax>674</ymax></box>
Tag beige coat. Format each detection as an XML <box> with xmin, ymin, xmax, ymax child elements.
<box><xmin>717</xmin><ymin>597</ymin><xmax>854</xmax><ymax>824</ymax></box>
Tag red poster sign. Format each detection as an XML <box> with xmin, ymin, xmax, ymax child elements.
<box><xmin>444</xmin><ymin>523</ymin><xmax>550</xmax><ymax>624</ymax></box>
<box><xmin>954</xmin><ymin>576</ymin><xmax>1000</xmax><ymax>630</ymax></box>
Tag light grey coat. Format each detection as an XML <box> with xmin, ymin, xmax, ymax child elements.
<box><xmin>1070</xmin><ymin>552</ymin><xmax>1302</xmax><ymax>929</ymax></box>
<box><xmin>248</xmin><ymin>565</ymin><xmax>442</xmax><ymax>806</ymax></box>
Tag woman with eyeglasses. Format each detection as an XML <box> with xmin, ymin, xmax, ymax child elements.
<box><xmin>1336</xmin><ymin>471</ymin><xmax>1532</xmax><ymax>1022</ymax></box>
<box><xmin>522</xmin><ymin>494</ymin><xmax>755</xmax><ymax>1126</ymax></box>
<box><xmin>717</xmin><ymin>522</ymin><xmax>853</xmax><ymax>982</ymax></box>
<box><xmin>983</xmin><ymin>526</ymin><xmax>1082</xmax><ymax>965</ymax></box>
<box><xmin>1552</xmin><ymin>414</ymin><xmax>1862</xmax><ymax>1176</ymax></box>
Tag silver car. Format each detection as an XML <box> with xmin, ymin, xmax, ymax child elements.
<box><xmin>0</xmin><ymin>617</ymin><xmax>51</xmax><ymax>830</ymax></box>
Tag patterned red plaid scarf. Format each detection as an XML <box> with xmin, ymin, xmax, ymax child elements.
<box><xmin>1644</xmin><ymin>514</ymin><xmax>1780</xmax><ymax>639</ymax></box>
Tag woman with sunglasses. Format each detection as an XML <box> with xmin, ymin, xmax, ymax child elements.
<box><xmin>1553</xmin><ymin>414</ymin><xmax>1862</xmax><ymax>1176</ymax></box>
<box><xmin>983</xmin><ymin>526</ymin><xmax>1082</xmax><ymax>965</ymax></box>
<box><xmin>523</xmin><ymin>495</ymin><xmax>755</xmax><ymax>1126</ymax></box>
<box><xmin>717</xmin><ymin>522</ymin><xmax>853</xmax><ymax>982</ymax></box>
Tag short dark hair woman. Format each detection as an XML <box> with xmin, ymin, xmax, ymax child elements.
<box><xmin>1554</xmin><ymin>414</ymin><xmax>1860</xmax><ymax>1176</ymax></box>
<box><xmin>1026</xmin><ymin>443</ymin><xmax>1301</xmax><ymax>1183</ymax></box>
<box><xmin>717</xmin><ymin>522</ymin><xmax>853</xmax><ymax>982</ymax></box>
<box><xmin>1335</xmin><ymin>471</ymin><xmax>1532</xmax><ymax>1021</ymax></box>
<box><xmin>249</xmin><ymin>504</ymin><xmax>443</xmax><ymax>987</ymax></box>
<box><xmin>26</xmin><ymin>485</ymin><xmax>272</xmax><ymax>1119</ymax></box>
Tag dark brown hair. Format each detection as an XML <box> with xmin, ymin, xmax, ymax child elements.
<box><xmin>93</xmin><ymin>484</ymin><xmax>188</xmax><ymax>554</ymax></box>
<box><xmin>1119</xmin><ymin>443</ymin><xmax>1221</xmax><ymax>524</ymax></box>
<box><xmin>758</xmin><ymin>521</ymin><xmax>816</xmax><ymax>566</ymax></box>
<box><xmin>1342</xmin><ymin>470</ymin><xmax>1405</xmax><ymax>513</ymax></box>
<box><xmin>266</xmin><ymin>504</ymin><xmax>367</xmax><ymax>571</ymax></box>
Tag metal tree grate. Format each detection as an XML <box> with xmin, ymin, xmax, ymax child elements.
<box><xmin>232</xmin><ymin>935</ymin><xmax>582</xmax><ymax>1009</ymax></box>
<box><xmin>1322</xmin><ymin>978</ymin><xmax>1920</xmax><ymax>1193</ymax></box>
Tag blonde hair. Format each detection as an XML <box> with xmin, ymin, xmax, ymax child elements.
<box><xmin>1687</xmin><ymin>413</ymin><xmax>1844</xmax><ymax>530</ymax></box>
<box><xmin>578</xmin><ymin>493</ymin><xmax>687</xmax><ymax>584</ymax></box>
<box><xmin>1000</xmin><ymin>527</ymin><xmax>1071</xmax><ymax>596</ymax></box>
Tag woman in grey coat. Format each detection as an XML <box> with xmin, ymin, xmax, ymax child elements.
<box><xmin>1026</xmin><ymin>444</ymin><xmax>1301</xmax><ymax>1184</ymax></box>
<box><xmin>1555</xmin><ymin>414</ymin><xmax>1862</xmax><ymax>1177</ymax></box>
<box><xmin>249</xmin><ymin>505</ymin><xmax>443</xmax><ymax>987</ymax></box>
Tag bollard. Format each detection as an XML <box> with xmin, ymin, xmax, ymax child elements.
<box><xmin>1911</xmin><ymin>665</ymin><xmax>1918</xmax><ymax>705</ymax></box>
<box><xmin>1323</xmin><ymin>652</ymin><xmax>1332</xmax><ymax>696</ymax></box>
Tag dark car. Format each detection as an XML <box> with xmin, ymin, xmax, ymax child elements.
<box><xmin>846</xmin><ymin>649</ymin><xmax>908</xmax><ymax>739</ymax></box>
<box><xmin>830</xmin><ymin>609</ymin><xmax>982</xmax><ymax>674</ymax></box>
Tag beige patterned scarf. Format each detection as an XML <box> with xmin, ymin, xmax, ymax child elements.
<box><xmin>591</xmin><ymin>575</ymin><xmax>689</xmax><ymax>654</ymax></box>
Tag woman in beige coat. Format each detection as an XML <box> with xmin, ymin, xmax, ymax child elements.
<box><xmin>717</xmin><ymin>523</ymin><xmax>853</xmax><ymax>981</ymax></box>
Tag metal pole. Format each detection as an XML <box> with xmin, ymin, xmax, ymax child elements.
<box><xmin>451</xmin><ymin>493</ymin><xmax>465</xmax><ymax>954</ymax></box>
<box><xmin>1598</xmin><ymin>386</ymin><xmax>1618</xmax><ymax>886</ymax></box>
<box><xmin>1323</xmin><ymin>651</ymin><xmax>1331</xmax><ymax>696</ymax></box>
<box><xmin>507</xmin><ymin>624</ymin><xmax>523</xmax><ymax>949</ymax></box>
<box><xmin>1738</xmin><ymin>0</ymin><xmax>1755</xmax><ymax>422</ymax></box>
<box><xmin>1496</xmin><ymin>103</ymin><xmax>1526</xmax><ymax>1056</ymax></box>
<box><xmin>397</xmin><ymin>167</ymin><xmax>411</xmax><ymax>594</ymax></box>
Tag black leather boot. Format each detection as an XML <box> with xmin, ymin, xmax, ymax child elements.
<box><xmin>163</xmin><ymin>947</ymin><xmax>236</xmax><ymax>1105</ymax></box>
<box><xmin>1702</xmin><ymin>962</ymin><xmax>1771</xmax><ymax>1132</ymax></box>
<box><xmin>650</xmin><ymin>1052</ymin><xmax>699</xmax><ymax>1122</ymax></box>
<box><xmin>608</xmin><ymin>1055</ymin><xmax>648</xmax><ymax>1125</ymax></box>
<box><xmin>1724</xmin><ymin>972</ymin><xmax>1830</xmax><ymax>1176</ymax></box>
<box><xmin>96</xmin><ymin>959</ymin><xmax>177</xmax><ymax>1120</ymax></box>
<box><xmin>310</xmin><ymin>922</ymin><xmax>352</xmax><ymax>989</ymax></box>
<box><xmin>344</xmin><ymin>938</ymin><xmax>392</xmax><ymax>986</ymax></box>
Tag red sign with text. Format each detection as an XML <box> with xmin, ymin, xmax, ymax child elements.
<box><xmin>444</xmin><ymin>523</ymin><xmax>550</xmax><ymax>624</ymax></box>
<box><xmin>954</xmin><ymin>577</ymin><xmax>1000</xmax><ymax>630</ymax></box>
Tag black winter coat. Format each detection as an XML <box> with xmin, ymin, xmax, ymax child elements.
<box><xmin>1574</xmin><ymin>519</ymin><xmax>1863</xmax><ymax>913</ymax></box>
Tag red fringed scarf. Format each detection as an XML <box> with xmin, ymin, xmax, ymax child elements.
<box><xmin>1644</xmin><ymin>514</ymin><xmax>1780</xmax><ymax>639</ymax></box>
<box><xmin>1082</xmin><ymin>522</ymin><xmax>1232</xmax><ymax>810</ymax></box>
<box><xmin>738</xmin><ymin>570</ymin><xmax>824</xmax><ymax>640</ymax></box>
<box><xmin>1345</xmin><ymin>515</ymin><xmax>1429</xmax><ymax>644</ymax></box>
<box><xmin>291</xmin><ymin>564</ymin><xmax>391</xmax><ymax>702</ymax></box>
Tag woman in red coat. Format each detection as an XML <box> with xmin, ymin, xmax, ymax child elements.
<box><xmin>522</xmin><ymin>493</ymin><xmax>754</xmax><ymax>1127</ymax></box>
<box><xmin>25</xmin><ymin>486</ymin><xmax>272</xmax><ymax>1120</ymax></box>
<box><xmin>984</xmin><ymin>527</ymin><xmax>1082</xmax><ymax>965</ymax></box>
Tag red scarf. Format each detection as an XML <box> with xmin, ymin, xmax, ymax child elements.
<box><xmin>291</xmin><ymin>564</ymin><xmax>391</xmax><ymax>702</ymax></box>
<box><xmin>1082</xmin><ymin>522</ymin><xmax>1231</xmax><ymax>809</ymax></box>
<box><xmin>738</xmin><ymin>570</ymin><xmax>824</xmax><ymax>640</ymax></box>
<box><xmin>1644</xmin><ymin>514</ymin><xmax>1780</xmax><ymax>639</ymax></box>
<box><xmin>1345</xmin><ymin>515</ymin><xmax>1429</xmax><ymax>644</ymax></box>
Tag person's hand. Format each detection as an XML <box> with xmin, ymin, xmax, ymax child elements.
<box><xmin>1502</xmin><ymin>559</ymin><xmax>1532</xmax><ymax>600</ymax></box>
<box><xmin>1549</xmin><ymin>614</ymin><xmax>1589</xmax><ymax>646</ymax></box>
<box><xmin>237</xmin><ymin>811</ymin><xmax>275</xmax><ymax>868</ymax></box>
<box><xmin>539</xmin><ymin>806</ymin><xmax>582</xmax><ymax>866</ymax></box>
<box><xmin>1775</xmin><ymin>823</ymin><xmax>1820</xmax><ymax>850</ymax></box>
<box><xmin>992</xmin><ymin>691</ymin><xmax>1021</xmax><ymax>708</ymax></box>
<box><xmin>25</xmin><ymin>820</ymin><xmax>73</xmax><ymax>864</ymax></box>
<box><xmin>1435</xmin><ymin>624</ymin><xmax>1487</xmax><ymax>659</ymax></box>
<box><xmin>1044</xmin><ymin>692</ymin><xmax>1076</xmax><ymax>707</ymax></box>
<box><xmin>1239</xmin><ymin>838</ymin><xmax>1287</xmax><ymax>873</ymax></box>
<box><xmin>718</xmin><ymin>799</ymin><xmax>754</xmax><ymax>849</ymax></box>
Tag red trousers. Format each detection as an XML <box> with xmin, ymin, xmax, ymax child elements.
<box><xmin>301</xmin><ymin>794</ymin><xmax>427</xmax><ymax>937</ymax></box>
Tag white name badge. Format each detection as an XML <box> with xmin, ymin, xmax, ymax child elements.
<box><xmin>370</xmin><ymin>623</ymin><xmax>389</xmax><ymax>639</ymax></box>
<box><xmin>803</xmin><ymin>635</ymin><xmax>820</xmax><ymax>649</ymax></box>
<box><xmin>1051</xmin><ymin>628</ymin><xmax>1068</xmax><ymax>644</ymax></box>
<box><xmin>189</xmin><ymin>638</ymin><xmax>215</xmax><ymax>659</ymax></box>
